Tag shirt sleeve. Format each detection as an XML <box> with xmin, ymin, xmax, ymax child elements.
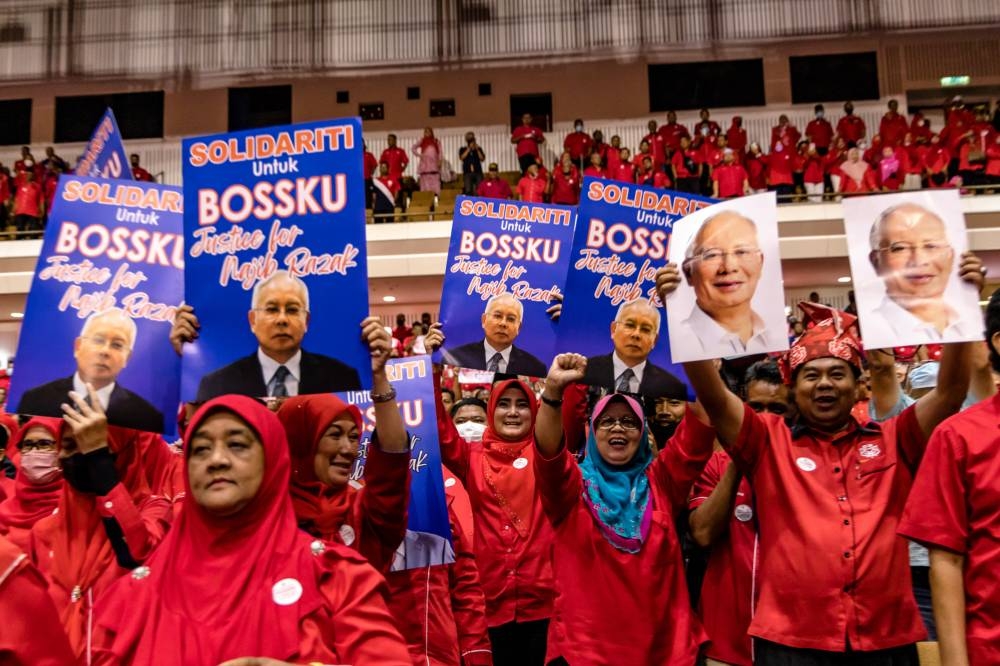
<box><xmin>869</xmin><ymin>391</ymin><xmax>915</xmax><ymax>422</ymax></box>
<box><xmin>434</xmin><ymin>371</ymin><xmax>472</xmax><ymax>483</ymax></box>
<box><xmin>0</xmin><ymin>555</ymin><xmax>76</xmax><ymax>665</ymax></box>
<box><xmin>891</xmin><ymin>404</ymin><xmax>928</xmax><ymax>473</ymax></box>
<box><xmin>533</xmin><ymin>439</ymin><xmax>582</xmax><ymax>527</ymax></box>
<box><xmin>647</xmin><ymin>411</ymin><xmax>717</xmax><ymax>515</ymax></box>
<box><xmin>356</xmin><ymin>430</ymin><xmax>411</xmax><ymax>573</ymax></box>
<box><xmin>725</xmin><ymin>402</ymin><xmax>769</xmax><ymax>477</ymax></box>
<box><xmin>95</xmin><ymin>487</ymin><xmax>172</xmax><ymax>564</ymax></box>
<box><xmin>561</xmin><ymin>382</ymin><xmax>589</xmax><ymax>454</ymax></box>
<box><xmin>447</xmin><ymin>503</ymin><xmax>493</xmax><ymax>665</ymax></box>
<box><xmin>897</xmin><ymin>424</ymin><xmax>968</xmax><ymax>555</ymax></box>
<box><xmin>688</xmin><ymin>451</ymin><xmax>725</xmax><ymax>510</ymax></box>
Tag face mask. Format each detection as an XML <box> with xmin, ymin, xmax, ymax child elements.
<box><xmin>455</xmin><ymin>421</ymin><xmax>486</xmax><ymax>442</ymax></box>
<box><xmin>816</xmin><ymin>111</ymin><xmax>824</xmax><ymax>119</ymax></box>
<box><xmin>60</xmin><ymin>454</ymin><xmax>91</xmax><ymax>493</ymax></box>
<box><xmin>20</xmin><ymin>449</ymin><xmax>61</xmax><ymax>484</ymax></box>
<box><xmin>574</xmin><ymin>124</ymin><xmax>583</xmax><ymax>132</ymax></box>
<box><xmin>700</xmin><ymin>127</ymin><xmax>709</xmax><ymax>136</ymax></box>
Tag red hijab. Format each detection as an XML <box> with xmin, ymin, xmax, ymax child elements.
<box><xmin>0</xmin><ymin>417</ymin><xmax>63</xmax><ymax>545</ymax></box>
<box><xmin>1</xmin><ymin>412</ymin><xmax>21</xmax><ymax>465</ymax></box>
<box><xmin>277</xmin><ymin>393</ymin><xmax>364</xmax><ymax>537</ymax></box>
<box><xmin>94</xmin><ymin>396</ymin><xmax>331</xmax><ymax>665</ymax></box>
<box><xmin>481</xmin><ymin>379</ymin><xmax>538</xmax><ymax>538</ymax></box>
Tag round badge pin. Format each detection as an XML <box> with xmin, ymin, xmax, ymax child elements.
<box><xmin>339</xmin><ymin>524</ymin><xmax>356</xmax><ymax>546</ymax></box>
<box><xmin>272</xmin><ymin>578</ymin><xmax>303</xmax><ymax>606</ymax></box>
<box><xmin>444</xmin><ymin>477</ymin><xmax>457</xmax><ymax>488</ymax></box>
<box><xmin>512</xmin><ymin>457</ymin><xmax>529</xmax><ymax>470</ymax></box>
<box><xmin>796</xmin><ymin>457</ymin><xmax>817</xmax><ymax>472</ymax></box>
<box><xmin>734</xmin><ymin>504</ymin><xmax>754</xmax><ymax>522</ymax></box>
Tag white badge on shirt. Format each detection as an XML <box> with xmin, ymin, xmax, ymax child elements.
<box><xmin>734</xmin><ymin>504</ymin><xmax>754</xmax><ymax>522</ymax></box>
<box><xmin>272</xmin><ymin>578</ymin><xmax>303</xmax><ymax>606</ymax></box>
<box><xmin>512</xmin><ymin>457</ymin><xmax>529</xmax><ymax>470</ymax></box>
<box><xmin>339</xmin><ymin>524</ymin><xmax>356</xmax><ymax>546</ymax></box>
<box><xmin>796</xmin><ymin>457</ymin><xmax>817</xmax><ymax>472</ymax></box>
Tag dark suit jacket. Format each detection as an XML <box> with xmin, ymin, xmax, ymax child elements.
<box><xmin>583</xmin><ymin>353</ymin><xmax>687</xmax><ymax>400</ymax></box>
<box><xmin>442</xmin><ymin>339</ymin><xmax>548</xmax><ymax>378</ymax></box>
<box><xmin>16</xmin><ymin>376</ymin><xmax>165</xmax><ymax>432</ymax></box>
<box><xmin>195</xmin><ymin>348</ymin><xmax>362</xmax><ymax>403</ymax></box>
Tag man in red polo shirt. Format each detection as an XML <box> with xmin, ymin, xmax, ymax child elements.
<box><xmin>380</xmin><ymin>134</ymin><xmax>409</xmax><ymax>182</ymax></box>
<box><xmin>562</xmin><ymin>119</ymin><xmax>593</xmax><ymax>171</ymax></box>
<box><xmin>726</xmin><ymin>116</ymin><xmax>747</xmax><ymax>159</ymax></box>
<box><xmin>643</xmin><ymin>119</ymin><xmax>667</xmax><ymax>170</ymax></box>
<box><xmin>711</xmin><ymin>149</ymin><xmax>748</xmax><ymax>198</ymax></box>
<box><xmin>879</xmin><ymin>99</ymin><xmax>909</xmax><ymax>148</ymax></box>
<box><xmin>636</xmin><ymin>156</ymin><xmax>669</xmax><ymax>189</ymax></box>
<box><xmin>690</xmin><ymin>360</ymin><xmax>793</xmax><ymax>666</ymax></box>
<box><xmin>770</xmin><ymin>114</ymin><xmax>801</xmax><ymax>152</ymax></box>
<box><xmin>476</xmin><ymin>163</ymin><xmax>513</xmax><ymax>200</ymax></box>
<box><xmin>549</xmin><ymin>153</ymin><xmax>580</xmax><ymax>205</ymax></box>
<box><xmin>836</xmin><ymin>101</ymin><xmax>866</xmax><ymax>147</ymax></box>
<box><xmin>806</xmin><ymin>104</ymin><xmax>835</xmax><ymax>155</ymax></box>
<box><xmin>898</xmin><ymin>289</ymin><xmax>1000</xmax><ymax>666</ymax></box>
<box><xmin>511</xmin><ymin>113</ymin><xmax>545</xmax><ymax>174</ymax></box>
<box><xmin>671</xmin><ymin>136</ymin><xmax>701</xmax><ymax>193</ymax></box>
<box><xmin>130</xmin><ymin>154</ymin><xmax>155</xmax><ymax>182</ymax></box>
<box><xmin>661</xmin><ymin>256</ymin><xmax>985</xmax><ymax>665</ymax></box>
<box><xmin>13</xmin><ymin>169</ymin><xmax>44</xmax><ymax>234</ymax></box>
<box><xmin>517</xmin><ymin>162</ymin><xmax>547</xmax><ymax>203</ymax></box>
<box><xmin>693</xmin><ymin>108</ymin><xmax>722</xmax><ymax>143</ymax></box>
<box><xmin>658</xmin><ymin>110</ymin><xmax>691</xmax><ymax>153</ymax></box>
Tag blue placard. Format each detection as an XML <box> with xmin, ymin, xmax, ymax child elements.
<box><xmin>75</xmin><ymin>108</ymin><xmax>133</xmax><ymax>180</ymax></box>
<box><xmin>555</xmin><ymin>177</ymin><xmax>717</xmax><ymax>400</ymax></box>
<box><xmin>9</xmin><ymin>176</ymin><xmax>183</xmax><ymax>434</ymax></box>
<box><xmin>438</xmin><ymin>196</ymin><xmax>575</xmax><ymax>377</ymax></box>
<box><xmin>342</xmin><ymin>355</ymin><xmax>452</xmax><ymax>567</ymax></box>
<box><xmin>180</xmin><ymin>118</ymin><xmax>372</xmax><ymax>403</ymax></box>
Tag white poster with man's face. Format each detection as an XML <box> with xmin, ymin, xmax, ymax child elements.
<box><xmin>665</xmin><ymin>192</ymin><xmax>788</xmax><ymax>363</ymax></box>
<box><xmin>844</xmin><ymin>190</ymin><xmax>983</xmax><ymax>350</ymax></box>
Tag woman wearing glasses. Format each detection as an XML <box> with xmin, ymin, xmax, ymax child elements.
<box><xmin>0</xmin><ymin>417</ymin><xmax>63</xmax><ymax>550</ymax></box>
<box><xmin>532</xmin><ymin>353</ymin><xmax>716</xmax><ymax>665</ymax></box>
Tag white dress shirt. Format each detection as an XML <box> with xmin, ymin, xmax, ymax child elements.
<box><xmin>258</xmin><ymin>348</ymin><xmax>302</xmax><ymax>396</ymax></box>
<box><xmin>863</xmin><ymin>296</ymin><xmax>982</xmax><ymax>347</ymax></box>
<box><xmin>73</xmin><ymin>373</ymin><xmax>115</xmax><ymax>409</ymax></box>
<box><xmin>483</xmin><ymin>341</ymin><xmax>512</xmax><ymax>373</ymax></box>
<box><xmin>611</xmin><ymin>353</ymin><xmax>646</xmax><ymax>393</ymax></box>
<box><xmin>679</xmin><ymin>305</ymin><xmax>786</xmax><ymax>358</ymax></box>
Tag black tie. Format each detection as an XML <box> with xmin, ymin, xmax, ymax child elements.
<box><xmin>269</xmin><ymin>366</ymin><xmax>291</xmax><ymax>397</ymax></box>
<box><xmin>487</xmin><ymin>353</ymin><xmax>503</xmax><ymax>373</ymax></box>
<box><xmin>616</xmin><ymin>368</ymin><xmax>635</xmax><ymax>393</ymax></box>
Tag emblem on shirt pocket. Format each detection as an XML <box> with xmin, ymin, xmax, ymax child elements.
<box><xmin>859</xmin><ymin>443</ymin><xmax>882</xmax><ymax>459</ymax></box>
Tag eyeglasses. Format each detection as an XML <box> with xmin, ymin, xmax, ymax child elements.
<box><xmin>616</xmin><ymin>319</ymin><xmax>656</xmax><ymax>336</ymax></box>
<box><xmin>81</xmin><ymin>335</ymin><xmax>129</xmax><ymax>352</ymax></box>
<box><xmin>254</xmin><ymin>304</ymin><xmax>307</xmax><ymax>319</ymax></box>
<box><xmin>488</xmin><ymin>311</ymin><xmax>519</xmax><ymax>325</ymax></box>
<box><xmin>20</xmin><ymin>438</ymin><xmax>56</xmax><ymax>452</ymax></box>
<box><xmin>878</xmin><ymin>241</ymin><xmax>951</xmax><ymax>258</ymax></box>
<box><xmin>684</xmin><ymin>246</ymin><xmax>762</xmax><ymax>268</ymax></box>
<box><xmin>595</xmin><ymin>415</ymin><xmax>642</xmax><ymax>431</ymax></box>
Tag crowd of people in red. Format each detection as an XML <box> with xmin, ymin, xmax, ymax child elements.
<box><xmin>0</xmin><ymin>149</ymin><xmax>155</xmax><ymax>235</ymax></box>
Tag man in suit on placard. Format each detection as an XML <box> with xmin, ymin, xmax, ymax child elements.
<box><xmin>177</xmin><ymin>270</ymin><xmax>361</xmax><ymax>403</ymax></box>
<box><xmin>16</xmin><ymin>308</ymin><xmax>165</xmax><ymax>432</ymax></box>
<box><xmin>441</xmin><ymin>293</ymin><xmax>548</xmax><ymax>377</ymax></box>
<box><xmin>584</xmin><ymin>298</ymin><xmax>687</xmax><ymax>400</ymax></box>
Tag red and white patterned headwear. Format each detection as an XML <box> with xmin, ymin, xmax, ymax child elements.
<box><xmin>780</xmin><ymin>302</ymin><xmax>864</xmax><ymax>384</ymax></box>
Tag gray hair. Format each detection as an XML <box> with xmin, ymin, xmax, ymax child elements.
<box><xmin>485</xmin><ymin>292</ymin><xmax>523</xmax><ymax>319</ymax></box>
<box><xmin>685</xmin><ymin>211</ymin><xmax>758</xmax><ymax>260</ymax></box>
<box><xmin>80</xmin><ymin>308</ymin><xmax>137</xmax><ymax>350</ymax></box>
<box><xmin>251</xmin><ymin>270</ymin><xmax>310</xmax><ymax>311</ymax></box>
<box><xmin>615</xmin><ymin>298</ymin><xmax>661</xmax><ymax>333</ymax></box>
<box><xmin>868</xmin><ymin>202</ymin><xmax>948</xmax><ymax>252</ymax></box>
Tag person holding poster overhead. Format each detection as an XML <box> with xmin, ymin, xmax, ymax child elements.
<box><xmin>91</xmin><ymin>395</ymin><xmax>411</xmax><ymax>666</ymax></box>
<box><xmin>16</xmin><ymin>308</ymin><xmax>165</xmax><ymax>433</ymax></box>
<box><xmin>667</xmin><ymin>194</ymin><xmax>788</xmax><ymax>362</ymax></box>
<box><xmin>845</xmin><ymin>192</ymin><xmax>985</xmax><ymax>349</ymax></box>
<box><xmin>442</xmin><ymin>293</ymin><xmax>549</xmax><ymax>377</ymax></box>
<box><xmin>531</xmin><ymin>353</ymin><xmax>715</xmax><ymax>665</ymax></box>
<box><xmin>172</xmin><ymin>270</ymin><xmax>363</xmax><ymax>402</ymax></box>
<box><xmin>583</xmin><ymin>298</ymin><xmax>687</xmax><ymax>399</ymax></box>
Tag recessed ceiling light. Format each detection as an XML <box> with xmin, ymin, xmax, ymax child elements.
<box><xmin>382</xmin><ymin>295</ymin><xmax>397</xmax><ymax>303</ymax></box>
<box><xmin>10</xmin><ymin>312</ymin><xmax>23</xmax><ymax>319</ymax></box>
<box><xmin>837</xmin><ymin>276</ymin><xmax>851</xmax><ymax>283</ymax></box>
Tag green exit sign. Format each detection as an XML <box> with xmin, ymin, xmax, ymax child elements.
<box><xmin>941</xmin><ymin>75</ymin><xmax>970</xmax><ymax>87</ymax></box>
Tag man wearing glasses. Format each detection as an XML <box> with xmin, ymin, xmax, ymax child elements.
<box><xmin>193</xmin><ymin>270</ymin><xmax>361</xmax><ymax>401</ymax></box>
<box><xmin>441</xmin><ymin>292</ymin><xmax>548</xmax><ymax>377</ymax></box>
<box><xmin>864</xmin><ymin>202</ymin><xmax>981</xmax><ymax>343</ymax></box>
<box><xmin>678</xmin><ymin>211</ymin><xmax>785</xmax><ymax>357</ymax></box>
<box><xmin>16</xmin><ymin>308</ymin><xmax>164</xmax><ymax>431</ymax></box>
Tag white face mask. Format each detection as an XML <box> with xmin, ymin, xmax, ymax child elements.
<box><xmin>455</xmin><ymin>421</ymin><xmax>486</xmax><ymax>442</ymax></box>
<box><xmin>816</xmin><ymin>111</ymin><xmax>824</xmax><ymax>119</ymax></box>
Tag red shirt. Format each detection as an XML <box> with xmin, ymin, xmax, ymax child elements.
<box><xmin>726</xmin><ymin>126</ymin><xmax>748</xmax><ymax>155</ymax></box>
<box><xmin>562</xmin><ymin>132</ymin><xmax>593</xmax><ymax>161</ymax></box>
<box><xmin>643</xmin><ymin>132</ymin><xmax>668</xmax><ymax>167</ymax></box>
<box><xmin>632</xmin><ymin>151</ymin><xmax>655</xmax><ymax>171</ymax></box>
<box><xmin>476</xmin><ymin>177</ymin><xmax>513</xmax><ymax>200</ymax></box>
<box><xmin>910</xmin><ymin>115</ymin><xmax>932</xmax><ymax>143</ymax></box>
<box><xmin>840</xmin><ymin>166</ymin><xmax>879</xmax><ymax>193</ymax></box>
<box><xmin>770</xmin><ymin>124</ymin><xmax>801</xmax><ymax>151</ymax></box>
<box><xmin>583</xmin><ymin>165</ymin><xmax>606</xmax><ymax>179</ymax></box>
<box><xmin>880</xmin><ymin>113</ymin><xmax>909</xmax><ymax>147</ymax></box>
<box><xmin>712</xmin><ymin>163</ymin><xmax>747</xmax><ymax>197</ymax></box>
<box><xmin>986</xmin><ymin>142</ymin><xmax>1000</xmax><ymax>177</ymax></box>
<box><xmin>535</xmin><ymin>413</ymin><xmax>713</xmax><ymax>665</ymax></box>
<box><xmin>605</xmin><ymin>146</ymin><xmax>622</xmax><ymax>171</ymax></box>
<box><xmin>437</xmin><ymin>400</ymin><xmax>555</xmax><ymax>627</ymax></box>
<box><xmin>611</xmin><ymin>162</ymin><xmax>637</xmax><ymax>183</ymax></box>
<box><xmin>693</xmin><ymin>120</ymin><xmax>722</xmax><ymax>141</ymax></box>
<box><xmin>701</xmin><ymin>145</ymin><xmax>724</xmax><ymax>170</ymax></box>
<box><xmin>658</xmin><ymin>123</ymin><xmax>691</xmax><ymax>151</ymax></box>
<box><xmin>806</xmin><ymin>118</ymin><xmax>835</xmax><ymax>149</ymax></box>
<box><xmin>376</xmin><ymin>175</ymin><xmax>401</xmax><ymax>198</ymax></box>
<box><xmin>517</xmin><ymin>175</ymin><xmax>547</xmax><ymax>203</ymax></box>
<box><xmin>690</xmin><ymin>450</ymin><xmax>756</xmax><ymax>666</ymax></box>
<box><xmin>380</xmin><ymin>147</ymin><xmax>410</xmax><ymax>180</ymax></box>
<box><xmin>511</xmin><ymin>125</ymin><xmax>544</xmax><ymax>158</ymax></box>
<box><xmin>923</xmin><ymin>145</ymin><xmax>951</xmax><ymax>174</ymax></box>
<box><xmin>765</xmin><ymin>151</ymin><xmax>795</xmax><ymax>186</ymax></box>
<box><xmin>13</xmin><ymin>181</ymin><xmax>43</xmax><ymax>218</ymax></box>
<box><xmin>898</xmin><ymin>394</ymin><xmax>1000</xmax><ymax>666</ymax></box>
<box><xmin>363</xmin><ymin>151</ymin><xmax>378</xmax><ymax>178</ymax></box>
<box><xmin>637</xmin><ymin>169</ymin><xmax>670</xmax><ymax>189</ymax></box>
<box><xmin>836</xmin><ymin>115</ymin><xmax>867</xmax><ymax>144</ymax></box>
<box><xmin>131</xmin><ymin>166</ymin><xmax>154</xmax><ymax>182</ymax></box>
<box><xmin>803</xmin><ymin>155</ymin><xmax>825</xmax><ymax>184</ymax></box>
<box><xmin>728</xmin><ymin>404</ymin><xmax>927</xmax><ymax>651</ymax></box>
<box><xmin>550</xmin><ymin>166</ymin><xmax>580</xmax><ymax>205</ymax></box>
<box><xmin>745</xmin><ymin>155</ymin><xmax>767</xmax><ymax>190</ymax></box>
<box><xmin>672</xmin><ymin>149</ymin><xmax>701</xmax><ymax>179</ymax></box>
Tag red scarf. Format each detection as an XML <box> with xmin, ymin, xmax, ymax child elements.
<box><xmin>95</xmin><ymin>396</ymin><xmax>330</xmax><ymax>665</ymax></box>
<box><xmin>481</xmin><ymin>379</ymin><xmax>538</xmax><ymax>539</ymax></box>
<box><xmin>277</xmin><ymin>394</ymin><xmax>364</xmax><ymax>538</ymax></box>
<box><xmin>0</xmin><ymin>418</ymin><xmax>62</xmax><ymax>544</ymax></box>
<box><xmin>1</xmin><ymin>412</ymin><xmax>21</xmax><ymax>465</ymax></box>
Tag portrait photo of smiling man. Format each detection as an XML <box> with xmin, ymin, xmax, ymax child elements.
<box><xmin>15</xmin><ymin>307</ymin><xmax>165</xmax><ymax>432</ymax></box>
<box><xmin>666</xmin><ymin>192</ymin><xmax>788</xmax><ymax>363</ymax></box>
<box><xmin>845</xmin><ymin>191</ymin><xmax>984</xmax><ymax>349</ymax></box>
<box><xmin>441</xmin><ymin>292</ymin><xmax>548</xmax><ymax>377</ymax></box>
